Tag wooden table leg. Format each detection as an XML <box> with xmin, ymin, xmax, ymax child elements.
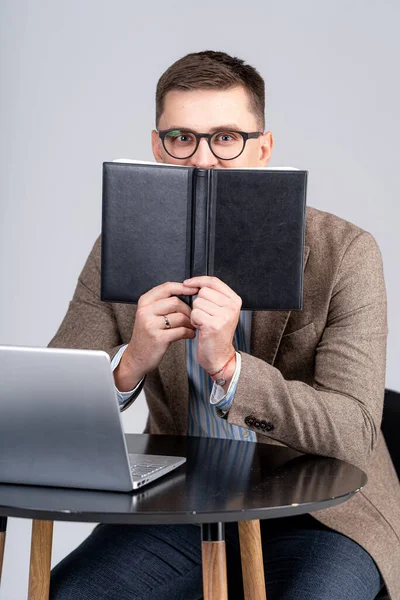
<box><xmin>238</xmin><ymin>519</ymin><xmax>267</xmax><ymax>600</ymax></box>
<box><xmin>201</xmin><ymin>523</ymin><xmax>228</xmax><ymax>600</ymax></box>
<box><xmin>27</xmin><ymin>519</ymin><xmax>54</xmax><ymax>600</ymax></box>
<box><xmin>0</xmin><ymin>517</ymin><xmax>7</xmax><ymax>584</ymax></box>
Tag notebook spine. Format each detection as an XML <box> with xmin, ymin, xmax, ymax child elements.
<box><xmin>207</xmin><ymin>171</ymin><xmax>218</xmax><ymax>276</ymax></box>
<box><xmin>191</xmin><ymin>169</ymin><xmax>209</xmax><ymax>277</ymax></box>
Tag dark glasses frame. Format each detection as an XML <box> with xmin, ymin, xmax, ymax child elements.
<box><xmin>157</xmin><ymin>129</ymin><xmax>264</xmax><ymax>160</ymax></box>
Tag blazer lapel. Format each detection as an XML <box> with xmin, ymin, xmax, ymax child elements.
<box><xmin>250</xmin><ymin>246</ymin><xmax>310</xmax><ymax>365</ymax></box>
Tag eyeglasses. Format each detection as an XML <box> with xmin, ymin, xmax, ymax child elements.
<box><xmin>157</xmin><ymin>129</ymin><xmax>263</xmax><ymax>160</ymax></box>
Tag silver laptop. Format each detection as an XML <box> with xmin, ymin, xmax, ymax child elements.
<box><xmin>0</xmin><ymin>345</ymin><xmax>186</xmax><ymax>492</ymax></box>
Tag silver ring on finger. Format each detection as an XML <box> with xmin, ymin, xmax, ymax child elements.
<box><xmin>163</xmin><ymin>315</ymin><xmax>171</xmax><ymax>329</ymax></box>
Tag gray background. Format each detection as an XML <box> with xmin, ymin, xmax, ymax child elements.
<box><xmin>1</xmin><ymin>1</ymin><xmax>399</xmax><ymax>598</ymax></box>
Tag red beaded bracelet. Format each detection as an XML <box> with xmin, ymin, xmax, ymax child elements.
<box><xmin>208</xmin><ymin>350</ymin><xmax>236</xmax><ymax>386</ymax></box>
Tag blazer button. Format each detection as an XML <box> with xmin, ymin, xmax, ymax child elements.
<box><xmin>260</xmin><ymin>420</ymin><xmax>267</xmax><ymax>430</ymax></box>
<box><xmin>245</xmin><ymin>416</ymin><xmax>255</xmax><ymax>426</ymax></box>
<box><xmin>265</xmin><ymin>423</ymin><xmax>274</xmax><ymax>432</ymax></box>
<box><xmin>254</xmin><ymin>421</ymin><xmax>261</xmax><ymax>429</ymax></box>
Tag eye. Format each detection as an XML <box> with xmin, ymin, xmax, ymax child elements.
<box><xmin>165</xmin><ymin>130</ymin><xmax>195</xmax><ymax>144</ymax></box>
<box><xmin>214</xmin><ymin>132</ymin><xmax>240</xmax><ymax>143</ymax></box>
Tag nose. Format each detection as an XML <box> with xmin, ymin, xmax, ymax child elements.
<box><xmin>187</xmin><ymin>137</ymin><xmax>218</xmax><ymax>169</ymax></box>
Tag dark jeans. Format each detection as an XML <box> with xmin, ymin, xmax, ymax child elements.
<box><xmin>50</xmin><ymin>513</ymin><xmax>385</xmax><ymax>600</ymax></box>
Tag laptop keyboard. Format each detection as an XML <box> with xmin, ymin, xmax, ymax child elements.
<box><xmin>129</xmin><ymin>463</ymin><xmax>164</xmax><ymax>479</ymax></box>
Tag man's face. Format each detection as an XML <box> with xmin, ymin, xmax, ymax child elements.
<box><xmin>151</xmin><ymin>86</ymin><xmax>273</xmax><ymax>169</ymax></box>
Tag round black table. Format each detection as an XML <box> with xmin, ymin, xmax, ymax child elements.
<box><xmin>0</xmin><ymin>434</ymin><xmax>367</xmax><ymax>600</ymax></box>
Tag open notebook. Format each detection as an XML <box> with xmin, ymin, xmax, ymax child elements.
<box><xmin>101</xmin><ymin>160</ymin><xmax>308</xmax><ymax>310</ymax></box>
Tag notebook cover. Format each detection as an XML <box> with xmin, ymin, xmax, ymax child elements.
<box><xmin>208</xmin><ymin>169</ymin><xmax>307</xmax><ymax>310</ymax></box>
<box><xmin>101</xmin><ymin>162</ymin><xmax>193</xmax><ymax>304</ymax></box>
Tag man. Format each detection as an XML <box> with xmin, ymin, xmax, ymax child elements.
<box><xmin>49</xmin><ymin>51</ymin><xmax>400</xmax><ymax>599</ymax></box>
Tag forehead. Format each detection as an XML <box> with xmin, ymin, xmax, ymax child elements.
<box><xmin>159</xmin><ymin>86</ymin><xmax>258</xmax><ymax>132</ymax></box>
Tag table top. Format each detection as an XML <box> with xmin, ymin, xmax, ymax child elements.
<box><xmin>0</xmin><ymin>434</ymin><xmax>367</xmax><ymax>525</ymax></box>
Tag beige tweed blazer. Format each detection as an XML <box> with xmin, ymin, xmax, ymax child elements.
<box><xmin>49</xmin><ymin>206</ymin><xmax>400</xmax><ymax>598</ymax></box>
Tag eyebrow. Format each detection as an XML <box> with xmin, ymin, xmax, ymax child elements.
<box><xmin>165</xmin><ymin>124</ymin><xmax>242</xmax><ymax>133</ymax></box>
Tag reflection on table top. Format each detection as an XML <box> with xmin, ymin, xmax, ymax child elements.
<box><xmin>0</xmin><ymin>434</ymin><xmax>367</xmax><ymax>524</ymax></box>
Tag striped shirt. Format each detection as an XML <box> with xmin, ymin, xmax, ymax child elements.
<box><xmin>112</xmin><ymin>310</ymin><xmax>256</xmax><ymax>443</ymax></box>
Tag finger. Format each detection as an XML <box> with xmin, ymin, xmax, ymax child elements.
<box><xmin>192</xmin><ymin>296</ymin><xmax>221</xmax><ymax>317</ymax></box>
<box><xmin>190</xmin><ymin>307</ymin><xmax>211</xmax><ymax>329</ymax></box>
<box><xmin>184</xmin><ymin>276</ymin><xmax>237</xmax><ymax>300</ymax></box>
<box><xmin>197</xmin><ymin>286</ymin><xmax>230</xmax><ymax>307</ymax></box>
<box><xmin>140</xmin><ymin>282</ymin><xmax>199</xmax><ymax>307</ymax></box>
<box><xmin>152</xmin><ymin>296</ymin><xmax>194</xmax><ymax>319</ymax></box>
<box><xmin>159</xmin><ymin>313</ymin><xmax>195</xmax><ymax>330</ymax></box>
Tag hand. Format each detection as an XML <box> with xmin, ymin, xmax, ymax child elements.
<box><xmin>114</xmin><ymin>282</ymin><xmax>198</xmax><ymax>391</ymax></box>
<box><xmin>183</xmin><ymin>276</ymin><xmax>242</xmax><ymax>380</ymax></box>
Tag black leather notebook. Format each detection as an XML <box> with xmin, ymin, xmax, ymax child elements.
<box><xmin>101</xmin><ymin>160</ymin><xmax>308</xmax><ymax>310</ymax></box>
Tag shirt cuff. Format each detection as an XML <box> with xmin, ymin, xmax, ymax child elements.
<box><xmin>209</xmin><ymin>351</ymin><xmax>241</xmax><ymax>415</ymax></box>
<box><xmin>111</xmin><ymin>344</ymin><xmax>145</xmax><ymax>409</ymax></box>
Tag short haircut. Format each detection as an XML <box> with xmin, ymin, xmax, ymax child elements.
<box><xmin>155</xmin><ymin>50</ymin><xmax>265</xmax><ymax>130</ymax></box>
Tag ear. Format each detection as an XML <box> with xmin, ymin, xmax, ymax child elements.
<box><xmin>259</xmin><ymin>131</ymin><xmax>274</xmax><ymax>167</ymax></box>
<box><xmin>151</xmin><ymin>130</ymin><xmax>164</xmax><ymax>163</ymax></box>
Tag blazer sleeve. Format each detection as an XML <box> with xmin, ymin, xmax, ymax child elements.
<box><xmin>224</xmin><ymin>232</ymin><xmax>388</xmax><ymax>470</ymax></box>
<box><xmin>48</xmin><ymin>235</ymin><xmax>125</xmax><ymax>362</ymax></box>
